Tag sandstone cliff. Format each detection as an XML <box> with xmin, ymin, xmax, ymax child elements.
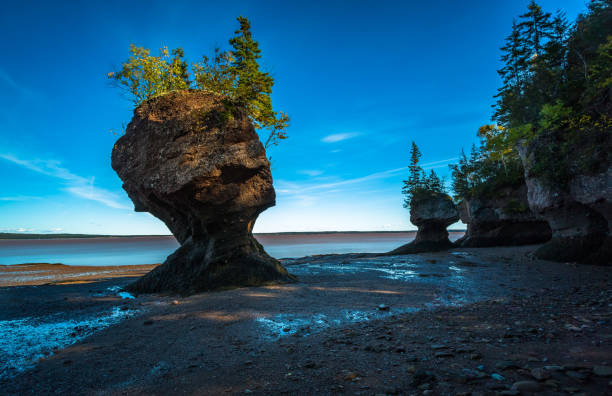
<box><xmin>518</xmin><ymin>130</ymin><xmax>611</xmax><ymax>264</ymax></box>
<box><xmin>456</xmin><ymin>184</ymin><xmax>551</xmax><ymax>247</ymax></box>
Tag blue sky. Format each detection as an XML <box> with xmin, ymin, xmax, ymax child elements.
<box><xmin>0</xmin><ymin>0</ymin><xmax>586</xmax><ymax>234</ymax></box>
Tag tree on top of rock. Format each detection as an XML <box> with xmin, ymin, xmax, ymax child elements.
<box><xmin>109</xmin><ymin>17</ymin><xmax>289</xmax><ymax>148</ymax></box>
<box><xmin>402</xmin><ymin>142</ymin><xmax>446</xmax><ymax>208</ymax></box>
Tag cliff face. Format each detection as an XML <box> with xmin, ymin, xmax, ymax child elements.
<box><xmin>111</xmin><ymin>90</ymin><xmax>295</xmax><ymax>294</ymax></box>
<box><xmin>518</xmin><ymin>131</ymin><xmax>611</xmax><ymax>264</ymax></box>
<box><xmin>457</xmin><ymin>184</ymin><xmax>551</xmax><ymax>247</ymax></box>
<box><xmin>388</xmin><ymin>193</ymin><xmax>459</xmax><ymax>254</ymax></box>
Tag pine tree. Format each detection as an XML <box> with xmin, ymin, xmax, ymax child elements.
<box><xmin>494</xmin><ymin>20</ymin><xmax>529</xmax><ymax>126</ymax></box>
<box><xmin>426</xmin><ymin>170</ymin><xmax>443</xmax><ymax>193</ymax></box>
<box><xmin>518</xmin><ymin>1</ymin><xmax>554</xmax><ymax>57</ymax></box>
<box><xmin>227</xmin><ymin>17</ymin><xmax>290</xmax><ymax>148</ymax></box>
<box><xmin>402</xmin><ymin>141</ymin><xmax>424</xmax><ymax>207</ymax></box>
<box><xmin>449</xmin><ymin>149</ymin><xmax>469</xmax><ymax>200</ymax></box>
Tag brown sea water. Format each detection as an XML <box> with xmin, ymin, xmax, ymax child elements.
<box><xmin>0</xmin><ymin>232</ymin><xmax>464</xmax><ymax>266</ymax></box>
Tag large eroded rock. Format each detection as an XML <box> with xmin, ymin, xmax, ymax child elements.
<box><xmin>456</xmin><ymin>184</ymin><xmax>551</xmax><ymax>247</ymax></box>
<box><xmin>388</xmin><ymin>193</ymin><xmax>459</xmax><ymax>254</ymax></box>
<box><xmin>111</xmin><ymin>90</ymin><xmax>295</xmax><ymax>294</ymax></box>
<box><xmin>518</xmin><ymin>131</ymin><xmax>611</xmax><ymax>264</ymax></box>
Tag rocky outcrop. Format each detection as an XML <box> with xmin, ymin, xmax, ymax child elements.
<box><xmin>456</xmin><ymin>184</ymin><xmax>551</xmax><ymax>247</ymax></box>
<box><xmin>111</xmin><ymin>90</ymin><xmax>295</xmax><ymax>294</ymax></box>
<box><xmin>518</xmin><ymin>132</ymin><xmax>611</xmax><ymax>264</ymax></box>
<box><xmin>388</xmin><ymin>193</ymin><xmax>459</xmax><ymax>254</ymax></box>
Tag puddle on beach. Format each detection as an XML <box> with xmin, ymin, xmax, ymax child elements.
<box><xmin>0</xmin><ymin>306</ymin><xmax>137</xmax><ymax>380</ymax></box>
<box><xmin>256</xmin><ymin>255</ymin><xmax>486</xmax><ymax>340</ymax></box>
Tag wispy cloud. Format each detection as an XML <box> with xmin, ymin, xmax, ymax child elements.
<box><xmin>297</xmin><ymin>169</ymin><xmax>324</xmax><ymax>177</ymax></box>
<box><xmin>0</xmin><ymin>154</ymin><xmax>129</xmax><ymax>209</ymax></box>
<box><xmin>0</xmin><ymin>68</ymin><xmax>38</xmax><ymax>99</ymax></box>
<box><xmin>0</xmin><ymin>196</ymin><xmax>41</xmax><ymax>201</ymax></box>
<box><xmin>321</xmin><ymin>132</ymin><xmax>361</xmax><ymax>143</ymax></box>
<box><xmin>420</xmin><ymin>158</ymin><xmax>458</xmax><ymax>168</ymax></box>
<box><xmin>276</xmin><ymin>156</ymin><xmax>459</xmax><ymax>199</ymax></box>
<box><xmin>0</xmin><ymin>227</ymin><xmax>64</xmax><ymax>233</ymax></box>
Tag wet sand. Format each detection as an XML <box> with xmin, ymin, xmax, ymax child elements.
<box><xmin>1</xmin><ymin>245</ymin><xmax>612</xmax><ymax>395</ymax></box>
<box><xmin>0</xmin><ymin>263</ymin><xmax>158</xmax><ymax>287</ymax></box>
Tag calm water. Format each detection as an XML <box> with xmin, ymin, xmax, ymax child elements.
<box><xmin>0</xmin><ymin>232</ymin><xmax>464</xmax><ymax>266</ymax></box>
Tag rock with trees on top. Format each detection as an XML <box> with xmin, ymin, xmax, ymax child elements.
<box><xmin>110</xmin><ymin>17</ymin><xmax>296</xmax><ymax>294</ymax></box>
<box><xmin>388</xmin><ymin>142</ymin><xmax>459</xmax><ymax>255</ymax></box>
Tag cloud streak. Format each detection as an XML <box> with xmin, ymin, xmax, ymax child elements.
<box><xmin>0</xmin><ymin>68</ymin><xmax>38</xmax><ymax>99</ymax></box>
<box><xmin>321</xmin><ymin>132</ymin><xmax>361</xmax><ymax>143</ymax></box>
<box><xmin>0</xmin><ymin>154</ymin><xmax>129</xmax><ymax>209</ymax></box>
<box><xmin>276</xmin><ymin>156</ymin><xmax>459</xmax><ymax>200</ymax></box>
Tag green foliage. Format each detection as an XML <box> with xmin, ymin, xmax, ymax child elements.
<box><xmin>402</xmin><ymin>142</ymin><xmax>447</xmax><ymax>207</ymax></box>
<box><xmin>108</xmin><ymin>45</ymin><xmax>190</xmax><ymax>105</ymax></box>
<box><xmin>503</xmin><ymin>199</ymin><xmax>529</xmax><ymax>215</ymax></box>
<box><xmin>458</xmin><ymin>0</ymin><xmax>612</xmax><ymax>196</ymax></box>
<box><xmin>109</xmin><ymin>17</ymin><xmax>289</xmax><ymax>148</ymax></box>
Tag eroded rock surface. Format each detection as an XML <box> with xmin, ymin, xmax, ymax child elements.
<box><xmin>388</xmin><ymin>193</ymin><xmax>459</xmax><ymax>254</ymax></box>
<box><xmin>518</xmin><ymin>132</ymin><xmax>611</xmax><ymax>264</ymax></box>
<box><xmin>111</xmin><ymin>90</ymin><xmax>295</xmax><ymax>294</ymax></box>
<box><xmin>456</xmin><ymin>184</ymin><xmax>551</xmax><ymax>247</ymax></box>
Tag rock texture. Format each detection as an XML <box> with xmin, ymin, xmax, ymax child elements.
<box><xmin>518</xmin><ymin>132</ymin><xmax>611</xmax><ymax>264</ymax></box>
<box><xmin>388</xmin><ymin>193</ymin><xmax>459</xmax><ymax>254</ymax></box>
<box><xmin>456</xmin><ymin>184</ymin><xmax>551</xmax><ymax>247</ymax></box>
<box><xmin>111</xmin><ymin>90</ymin><xmax>295</xmax><ymax>294</ymax></box>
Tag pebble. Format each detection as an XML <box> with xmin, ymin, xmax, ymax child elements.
<box><xmin>496</xmin><ymin>361</ymin><xmax>519</xmax><ymax>370</ymax></box>
<box><xmin>378</xmin><ymin>304</ymin><xmax>390</xmax><ymax>311</ymax></box>
<box><xmin>565</xmin><ymin>370</ymin><xmax>587</xmax><ymax>380</ymax></box>
<box><xmin>171</xmin><ymin>300</ymin><xmax>179</xmax><ymax>305</ymax></box>
<box><xmin>530</xmin><ymin>367</ymin><xmax>551</xmax><ymax>380</ymax></box>
<box><xmin>491</xmin><ymin>373</ymin><xmax>504</xmax><ymax>381</ymax></box>
<box><xmin>512</xmin><ymin>380</ymin><xmax>541</xmax><ymax>392</ymax></box>
<box><xmin>593</xmin><ymin>365</ymin><xmax>612</xmax><ymax>377</ymax></box>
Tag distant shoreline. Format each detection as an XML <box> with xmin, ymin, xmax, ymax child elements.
<box><xmin>0</xmin><ymin>230</ymin><xmax>467</xmax><ymax>240</ymax></box>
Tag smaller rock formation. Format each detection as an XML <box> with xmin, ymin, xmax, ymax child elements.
<box><xmin>456</xmin><ymin>184</ymin><xmax>551</xmax><ymax>247</ymax></box>
<box><xmin>388</xmin><ymin>193</ymin><xmax>459</xmax><ymax>254</ymax></box>
<box><xmin>518</xmin><ymin>131</ymin><xmax>611</xmax><ymax>264</ymax></box>
<box><xmin>111</xmin><ymin>90</ymin><xmax>295</xmax><ymax>294</ymax></box>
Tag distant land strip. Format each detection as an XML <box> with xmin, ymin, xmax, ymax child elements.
<box><xmin>0</xmin><ymin>230</ymin><xmax>466</xmax><ymax>240</ymax></box>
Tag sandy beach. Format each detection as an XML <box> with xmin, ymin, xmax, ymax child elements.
<box><xmin>1</xmin><ymin>245</ymin><xmax>611</xmax><ymax>395</ymax></box>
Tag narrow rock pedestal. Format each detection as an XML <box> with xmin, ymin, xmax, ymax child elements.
<box><xmin>388</xmin><ymin>193</ymin><xmax>459</xmax><ymax>255</ymax></box>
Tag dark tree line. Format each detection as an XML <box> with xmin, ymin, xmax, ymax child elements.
<box><xmin>450</xmin><ymin>0</ymin><xmax>612</xmax><ymax>201</ymax></box>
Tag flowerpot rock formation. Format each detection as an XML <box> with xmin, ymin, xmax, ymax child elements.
<box><xmin>518</xmin><ymin>131</ymin><xmax>611</xmax><ymax>264</ymax></box>
<box><xmin>111</xmin><ymin>90</ymin><xmax>295</xmax><ymax>294</ymax></box>
<box><xmin>456</xmin><ymin>184</ymin><xmax>551</xmax><ymax>247</ymax></box>
<box><xmin>388</xmin><ymin>193</ymin><xmax>459</xmax><ymax>254</ymax></box>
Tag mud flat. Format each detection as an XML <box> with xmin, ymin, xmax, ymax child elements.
<box><xmin>2</xmin><ymin>246</ymin><xmax>612</xmax><ymax>395</ymax></box>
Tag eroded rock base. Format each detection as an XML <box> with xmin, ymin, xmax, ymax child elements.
<box><xmin>126</xmin><ymin>237</ymin><xmax>295</xmax><ymax>295</ymax></box>
<box><xmin>459</xmin><ymin>221</ymin><xmax>551</xmax><ymax>247</ymax></box>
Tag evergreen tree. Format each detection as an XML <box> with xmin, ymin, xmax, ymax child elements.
<box><xmin>402</xmin><ymin>142</ymin><xmax>447</xmax><ymax>207</ymax></box>
<box><xmin>449</xmin><ymin>149</ymin><xmax>469</xmax><ymax>200</ymax></box>
<box><xmin>402</xmin><ymin>141</ymin><xmax>423</xmax><ymax>207</ymax></box>
<box><xmin>518</xmin><ymin>1</ymin><xmax>554</xmax><ymax>57</ymax></box>
<box><xmin>226</xmin><ymin>17</ymin><xmax>290</xmax><ymax>148</ymax></box>
<box><xmin>494</xmin><ymin>20</ymin><xmax>529</xmax><ymax>126</ymax></box>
